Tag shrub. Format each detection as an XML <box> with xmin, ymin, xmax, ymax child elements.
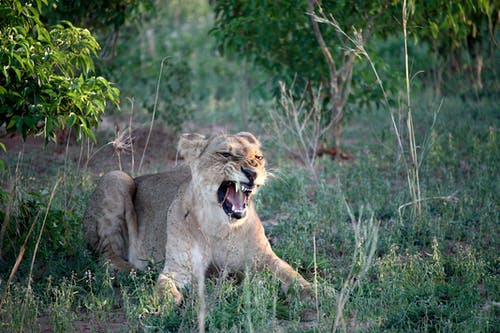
<box><xmin>0</xmin><ymin>0</ymin><xmax>119</xmax><ymax>142</ymax></box>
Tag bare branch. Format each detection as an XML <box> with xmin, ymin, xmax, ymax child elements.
<box><xmin>306</xmin><ymin>0</ymin><xmax>337</xmax><ymax>98</ymax></box>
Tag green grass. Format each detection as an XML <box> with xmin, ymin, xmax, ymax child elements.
<box><xmin>1</xmin><ymin>91</ymin><xmax>497</xmax><ymax>332</ymax></box>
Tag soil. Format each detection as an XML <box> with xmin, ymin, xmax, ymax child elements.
<box><xmin>1</xmin><ymin>121</ymin><xmax>180</xmax><ymax>180</ymax></box>
<box><xmin>38</xmin><ymin>310</ymin><xmax>129</xmax><ymax>333</ymax></box>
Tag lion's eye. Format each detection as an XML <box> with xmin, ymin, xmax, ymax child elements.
<box><xmin>255</xmin><ymin>155</ymin><xmax>264</xmax><ymax>161</ymax></box>
<box><xmin>218</xmin><ymin>152</ymin><xmax>233</xmax><ymax>158</ymax></box>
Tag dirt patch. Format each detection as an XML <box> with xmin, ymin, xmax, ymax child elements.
<box><xmin>1</xmin><ymin>124</ymin><xmax>180</xmax><ymax>179</ymax></box>
<box><xmin>38</xmin><ymin>310</ymin><xmax>129</xmax><ymax>333</ymax></box>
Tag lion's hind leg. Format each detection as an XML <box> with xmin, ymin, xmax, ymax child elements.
<box><xmin>83</xmin><ymin>171</ymin><xmax>138</xmax><ymax>271</ymax></box>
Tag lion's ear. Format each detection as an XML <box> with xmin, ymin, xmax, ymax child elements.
<box><xmin>236</xmin><ymin>132</ymin><xmax>260</xmax><ymax>146</ymax></box>
<box><xmin>177</xmin><ymin>133</ymin><xmax>208</xmax><ymax>162</ymax></box>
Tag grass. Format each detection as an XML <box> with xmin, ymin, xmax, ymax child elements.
<box><xmin>0</xmin><ymin>1</ymin><xmax>498</xmax><ymax>331</ymax></box>
<box><xmin>1</xmin><ymin>90</ymin><xmax>497</xmax><ymax>332</ymax></box>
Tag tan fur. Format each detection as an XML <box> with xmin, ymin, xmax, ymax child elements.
<box><xmin>83</xmin><ymin>132</ymin><xmax>311</xmax><ymax>302</ymax></box>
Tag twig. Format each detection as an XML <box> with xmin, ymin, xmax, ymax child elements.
<box><xmin>312</xmin><ymin>231</ymin><xmax>320</xmax><ymax>322</ymax></box>
<box><xmin>403</xmin><ymin>0</ymin><xmax>422</xmax><ymax>220</ymax></box>
<box><xmin>21</xmin><ymin>178</ymin><xmax>62</xmax><ymax>323</ymax></box>
<box><xmin>139</xmin><ymin>57</ymin><xmax>168</xmax><ymax>174</ymax></box>
<box><xmin>0</xmin><ymin>209</ymin><xmax>42</xmax><ymax>308</ymax></box>
<box><xmin>0</xmin><ymin>149</ymin><xmax>24</xmax><ymax>260</ymax></box>
<box><xmin>306</xmin><ymin>0</ymin><xmax>337</xmax><ymax>91</ymax></box>
<box><xmin>272</xmin><ymin>81</ymin><xmax>326</xmax><ymax>180</ymax></box>
<box><xmin>127</xmin><ymin>97</ymin><xmax>136</xmax><ymax>175</ymax></box>
<box><xmin>398</xmin><ymin>191</ymin><xmax>459</xmax><ymax>221</ymax></box>
<box><xmin>197</xmin><ymin>266</ymin><xmax>206</xmax><ymax>333</ymax></box>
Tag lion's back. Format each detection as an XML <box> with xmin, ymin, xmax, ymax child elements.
<box><xmin>133</xmin><ymin>164</ymin><xmax>192</xmax><ymax>264</ymax></box>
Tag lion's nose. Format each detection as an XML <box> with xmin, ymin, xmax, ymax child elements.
<box><xmin>242</xmin><ymin>168</ymin><xmax>257</xmax><ymax>183</ymax></box>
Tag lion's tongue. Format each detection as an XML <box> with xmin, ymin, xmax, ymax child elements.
<box><xmin>226</xmin><ymin>184</ymin><xmax>246</xmax><ymax>211</ymax></box>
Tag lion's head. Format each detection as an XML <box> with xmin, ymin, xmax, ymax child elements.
<box><xmin>178</xmin><ymin>132</ymin><xmax>267</xmax><ymax>220</ymax></box>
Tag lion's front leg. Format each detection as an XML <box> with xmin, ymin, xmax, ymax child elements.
<box><xmin>157</xmin><ymin>242</ymin><xmax>208</xmax><ymax>304</ymax></box>
<box><xmin>256</xmin><ymin>247</ymin><xmax>318</xmax><ymax>322</ymax></box>
<box><xmin>249</xmin><ymin>222</ymin><xmax>312</xmax><ymax>299</ymax></box>
<box><xmin>259</xmin><ymin>250</ymin><xmax>312</xmax><ymax>298</ymax></box>
<box><xmin>156</xmin><ymin>270</ymin><xmax>189</xmax><ymax>305</ymax></box>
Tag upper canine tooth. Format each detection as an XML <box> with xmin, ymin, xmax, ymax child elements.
<box><xmin>236</xmin><ymin>182</ymin><xmax>244</xmax><ymax>195</ymax></box>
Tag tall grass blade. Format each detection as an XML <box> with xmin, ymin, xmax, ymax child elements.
<box><xmin>138</xmin><ymin>57</ymin><xmax>168</xmax><ymax>174</ymax></box>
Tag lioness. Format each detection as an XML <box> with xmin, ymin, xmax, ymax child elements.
<box><xmin>83</xmin><ymin>132</ymin><xmax>312</xmax><ymax>303</ymax></box>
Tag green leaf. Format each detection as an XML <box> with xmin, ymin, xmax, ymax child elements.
<box><xmin>12</xmin><ymin>66</ymin><xmax>22</xmax><ymax>81</ymax></box>
<box><xmin>15</xmin><ymin>116</ymin><xmax>25</xmax><ymax>138</ymax></box>
<box><xmin>7</xmin><ymin>118</ymin><xmax>16</xmax><ymax>130</ymax></box>
<box><xmin>430</xmin><ymin>21</ymin><xmax>439</xmax><ymax>39</ymax></box>
<box><xmin>68</xmin><ymin>112</ymin><xmax>76</xmax><ymax>127</ymax></box>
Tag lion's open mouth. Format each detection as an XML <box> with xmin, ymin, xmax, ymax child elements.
<box><xmin>217</xmin><ymin>181</ymin><xmax>253</xmax><ymax>220</ymax></box>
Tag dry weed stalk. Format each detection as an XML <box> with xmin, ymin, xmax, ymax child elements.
<box><xmin>111</xmin><ymin>128</ymin><xmax>133</xmax><ymax>171</ymax></box>
<box><xmin>82</xmin><ymin>136</ymin><xmax>96</xmax><ymax>170</ymax></box>
<box><xmin>312</xmin><ymin>232</ymin><xmax>320</xmax><ymax>322</ymax></box>
<box><xmin>25</xmin><ymin>178</ymin><xmax>61</xmax><ymax>290</ymax></box>
<box><xmin>402</xmin><ymin>0</ymin><xmax>422</xmax><ymax>219</ymax></box>
<box><xmin>138</xmin><ymin>57</ymin><xmax>168</xmax><ymax>174</ymax></box>
<box><xmin>313</xmin><ymin>3</ymin><xmax>432</xmax><ymax>223</ymax></box>
<box><xmin>269</xmin><ymin>80</ymin><xmax>330</xmax><ymax>180</ymax></box>
<box><xmin>196</xmin><ymin>265</ymin><xmax>206</xmax><ymax>333</ymax></box>
<box><xmin>0</xmin><ymin>178</ymin><xmax>61</xmax><ymax>317</ymax></box>
<box><xmin>0</xmin><ymin>149</ymin><xmax>25</xmax><ymax>261</ymax></box>
<box><xmin>127</xmin><ymin>97</ymin><xmax>136</xmax><ymax>174</ymax></box>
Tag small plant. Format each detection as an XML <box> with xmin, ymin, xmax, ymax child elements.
<box><xmin>46</xmin><ymin>276</ymin><xmax>78</xmax><ymax>332</ymax></box>
<box><xmin>268</xmin><ymin>80</ymin><xmax>329</xmax><ymax>180</ymax></box>
<box><xmin>0</xmin><ymin>284</ymin><xmax>39</xmax><ymax>333</ymax></box>
<box><xmin>373</xmin><ymin>239</ymin><xmax>493</xmax><ymax>331</ymax></box>
<box><xmin>332</xmin><ymin>204</ymin><xmax>379</xmax><ymax>332</ymax></box>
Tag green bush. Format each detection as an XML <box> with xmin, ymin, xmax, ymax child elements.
<box><xmin>0</xmin><ymin>0</ymin><xmax>119</xmax><ymax>142</ymax></box>
<box><xmin>0</xmin><ymin>186</ymin><xmax>87</xmax><ymax>279</ymax></box>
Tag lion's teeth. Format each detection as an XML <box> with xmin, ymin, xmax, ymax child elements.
<box><xmin>232</xmin><ymin>206</ymin><xmax>243</xmax><ymax>213</ymax></box>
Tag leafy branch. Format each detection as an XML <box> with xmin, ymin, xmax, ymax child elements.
<box><xmin>0</xmin><ymin>0</ymin><xmax>120</xmax><ymax>143</ymax></box>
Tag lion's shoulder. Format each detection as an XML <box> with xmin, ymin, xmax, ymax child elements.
<box><xmin>134</xmin><ymin>164</ymin><xmax>191</xmax><ymax>208</ymax></box>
